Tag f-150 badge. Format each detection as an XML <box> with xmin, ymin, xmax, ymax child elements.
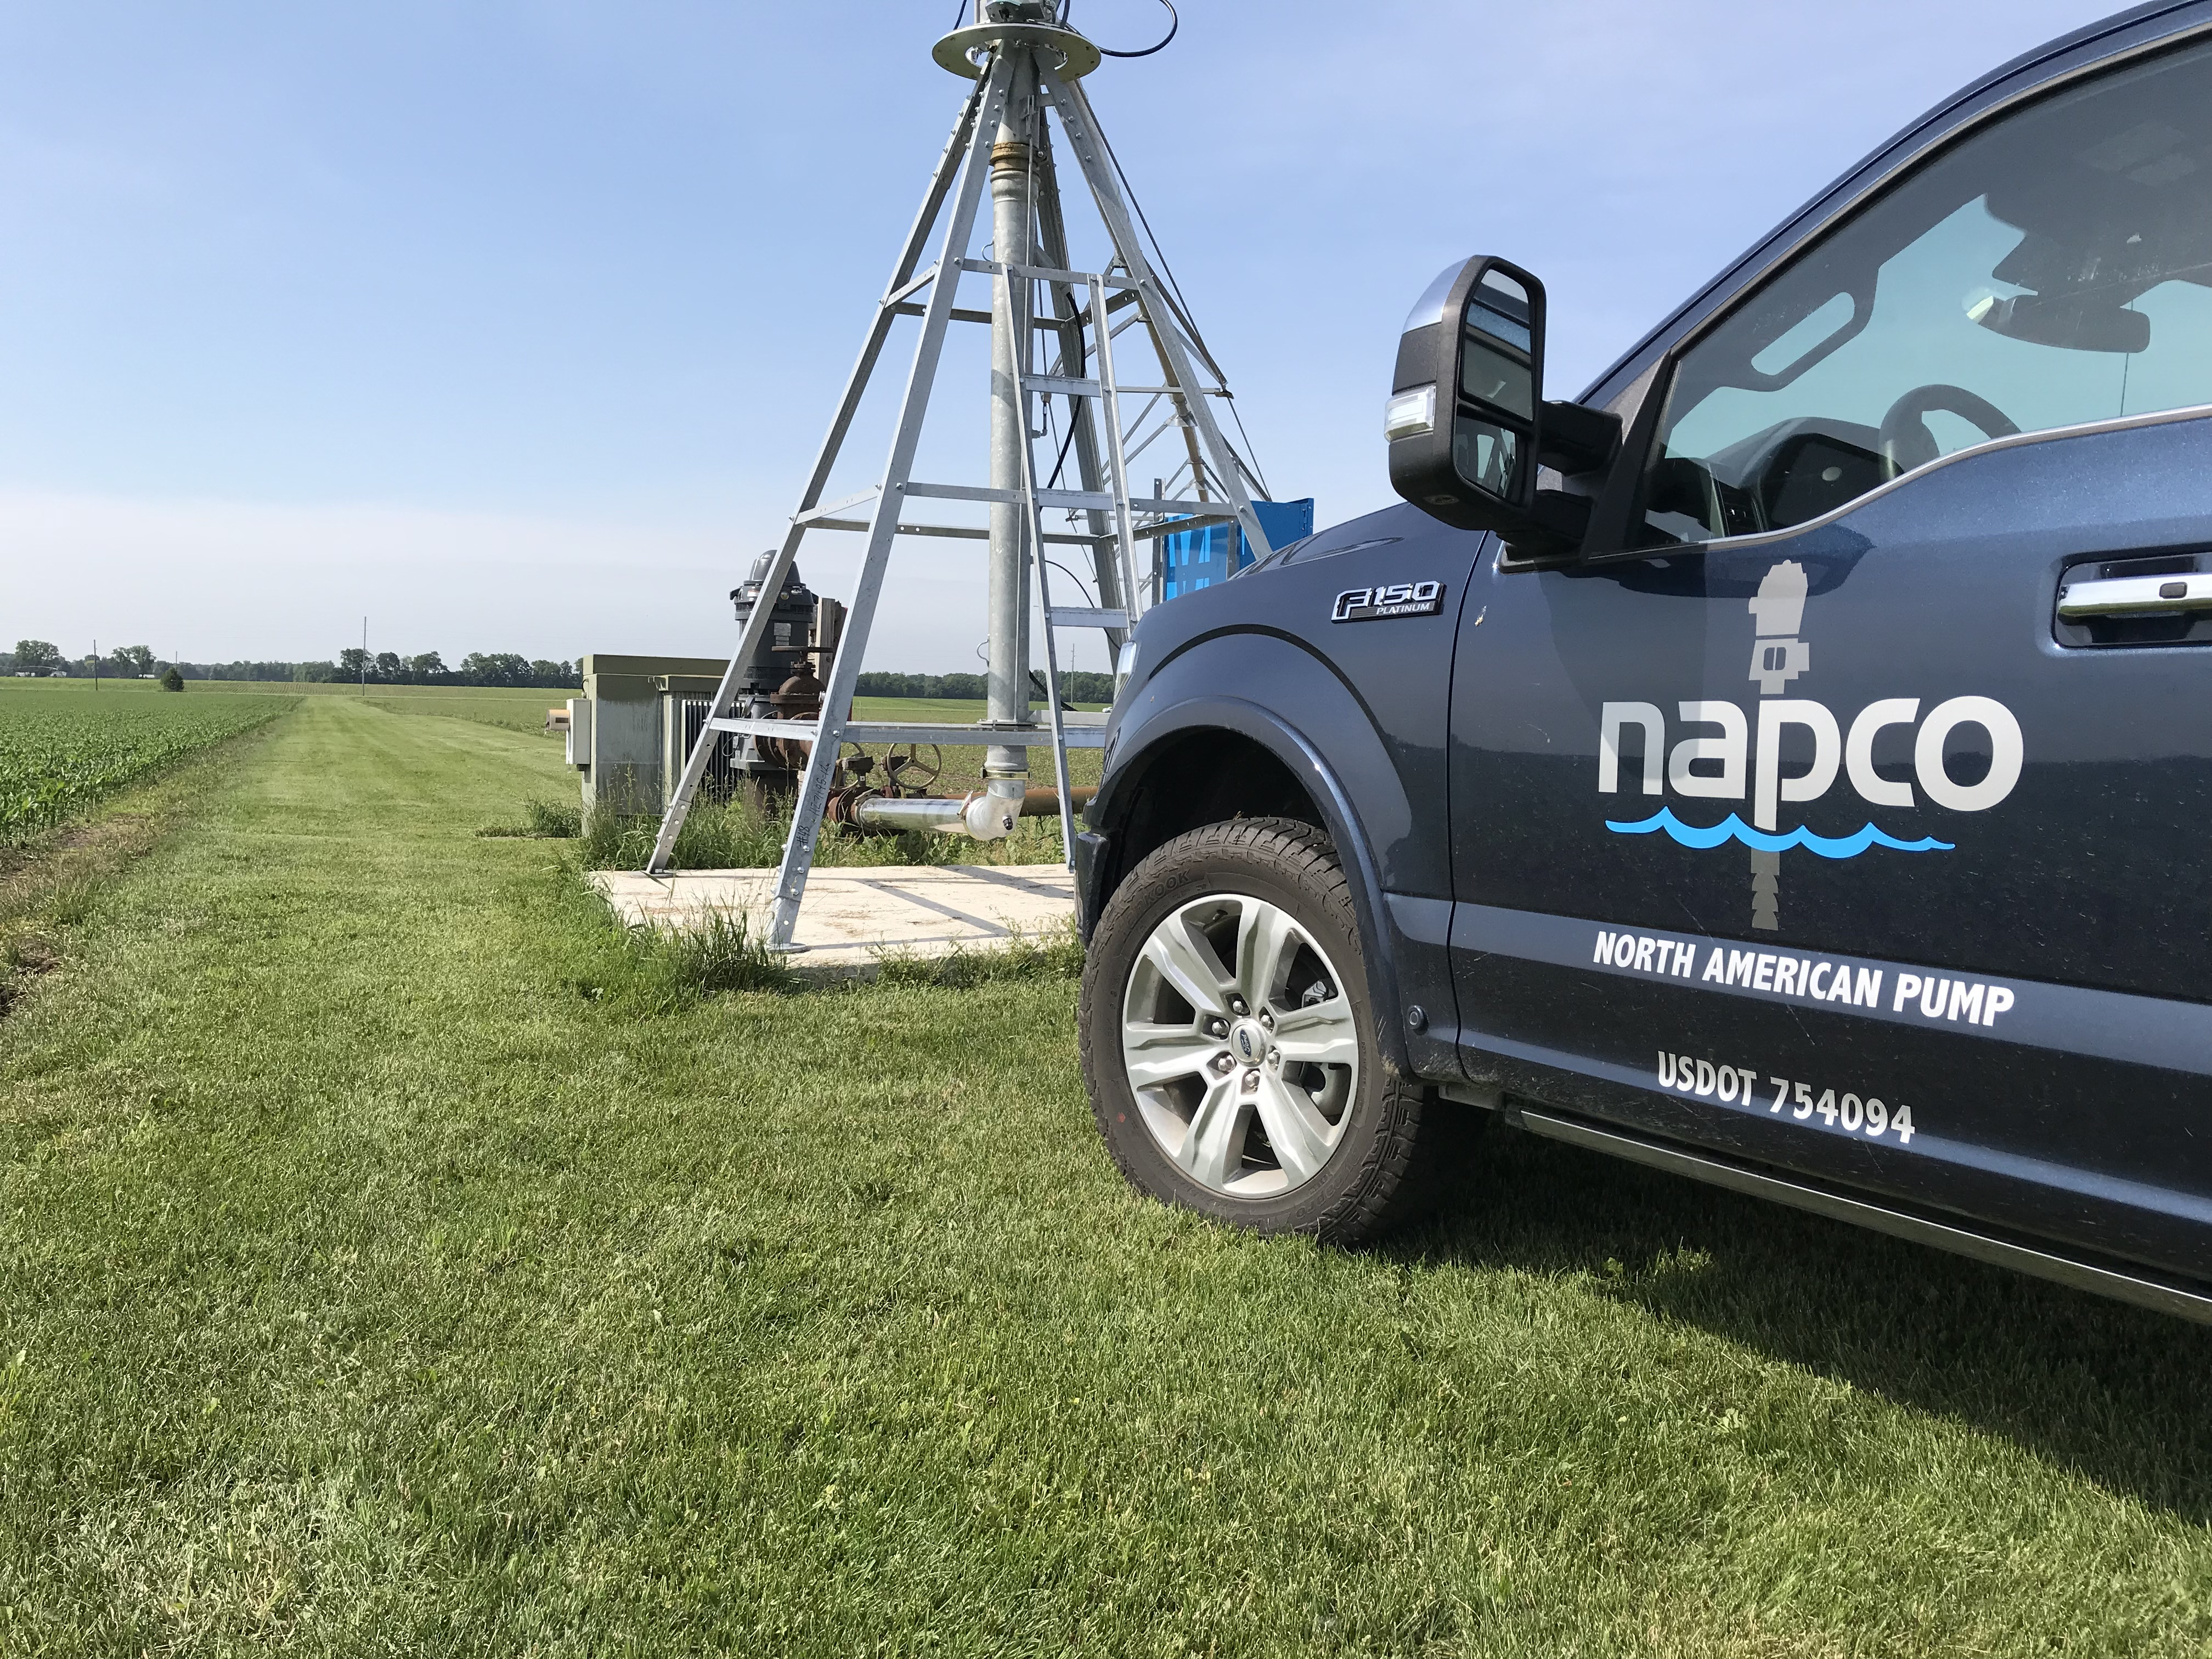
<box><xmin>1333</xmin><ymin>581</ymin><xmax>1444</xmax><ymax>622</ymax></box>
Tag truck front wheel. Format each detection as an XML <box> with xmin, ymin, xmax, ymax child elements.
<box><xmin>1079</xmin><ymin>817</ymin><xmax>1460</xmax><ymax>1243</ymax></box>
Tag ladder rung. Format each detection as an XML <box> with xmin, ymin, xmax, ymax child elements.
<box><xmin>806</xmin><ymin>516</ymin><xmax>1107</xmax><ymax>546</ymax></box>
<box><xmin>893</xmin><ymin>302</ymin><xmax>1089</xmax><ymax>332</ymax></box>
<box><xmin>905</xmin><ymin>480</ymin><xmax>1238</xmax><ymax>517</ymax></box>
<box><xmin>892</xmin><ymin>302</ymin><xmax>995</xmax><ymax>326</ymax></box>
<box><xmin>703</xmin><ymin>715</ymin><xmax>1108</xmax><ymax>749</ymax></box>
<box><xmin>1024</xmin><ymin>375</ymin><xmax>1103</xmax><ymax>398</ymax></box>
<box><xmin>707</xmin><ymin>718</ymin><xmax>821</xmax><ymax>739</ymax></box>
<box><xmin>1129</xmin><ymin>514</ymin><xmax>1234</xmax><ymax>543</ymax></box>
<box><xmin>957</xmin><ymin>257</ymin><xmax>1140</xmax><ymax>290</ymax></box>
<box><xmin>1046</xmin><ymin>607</ymin><xmax>1128</xmax><ymax>630</ymax></box>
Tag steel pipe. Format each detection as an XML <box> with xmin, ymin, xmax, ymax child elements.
<box><xmin>849</xmin><ymin>780</ymin><xmax>1095</xmax><ymax>838</ymax></box>
<box><xmin>985</xmin><ymin>55</ymin><xmax>1038</xmax><ymax>785</ymax></box>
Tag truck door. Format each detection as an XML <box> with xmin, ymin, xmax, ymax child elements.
<box><xmin>1448</xmin><ymin>33</ymin><xmax>2212</xmax><ymax>1278</ymax></box>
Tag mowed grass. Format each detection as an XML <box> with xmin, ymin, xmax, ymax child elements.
<box><xmin>366</xmin><ymin>687</ymin><xmax>568</xmax><ymax>735</ymax></box>
<box><xmin>4</xmin><ymin>698</ymin><xmax>2212</xmax><ymax>1653</ymax></box>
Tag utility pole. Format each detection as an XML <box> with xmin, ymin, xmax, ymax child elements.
<box><xmin>93</xmin><ymin>639</ymin><xmax>98</xmax><ymax>691</ymax></box>
<box><xmin>361</xmin><ymin>617</ymin><xmax>368</xmax><ymax>697</ymax></box>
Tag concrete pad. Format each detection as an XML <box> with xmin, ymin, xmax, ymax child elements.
<box><xmin>589</xmin><ymin>864</ymin><xmax>1077</xmax><ymax>981</ymax></box>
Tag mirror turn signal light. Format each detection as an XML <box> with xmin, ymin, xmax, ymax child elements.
<box><xmin>1383</xmin><ymin>384</ymin><xmax>1436</xmax><ymax>443</ymax></box>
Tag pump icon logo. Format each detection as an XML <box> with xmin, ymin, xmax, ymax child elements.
<box><xmin>1595</xmin><ymin>558</ymin><xmax>2024</xmax><ymax>869</ymax></box>
<box><xmin>1747</xmin><ymin>559</ymin><xmax>1810</xmax><ymax>694</ymax></box>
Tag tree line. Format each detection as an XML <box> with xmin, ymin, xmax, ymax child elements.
<box><xmin>335</xmin><ymin>650</ymin><xmax>581</xmax><ymax>689</ymax></box>
<box><xmin>854</xmin><ymin>669</ymin><xmax>1117</xmax><ymax>704</ymax></box>
<box><xmin>5</xmin><ymin>640</ymin><xmax>580</xmax><ymax>689</ymax></box>
<box><xmin>9</xmin><ymin>644</ymin><xmax>1099</xmax><ymax>699</ymax></box>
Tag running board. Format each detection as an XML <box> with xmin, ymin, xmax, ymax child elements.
<box><xmin>1510</xmin><ymin>1105</ymin><xmax>2212</xmax><ymax>1327</ymax></box>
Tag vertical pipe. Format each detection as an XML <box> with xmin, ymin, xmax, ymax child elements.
<box><xmin>985</xmin><ymin>48</ymin><xmax>1036</xmax><ymax>782</ymax></box>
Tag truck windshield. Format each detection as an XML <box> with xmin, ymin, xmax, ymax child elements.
<box><xmin>1643</xmin><ymin>35</ymin><xmax>2212</xmax><ymax>546</ymax></box>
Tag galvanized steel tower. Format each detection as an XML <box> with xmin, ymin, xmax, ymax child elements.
<box><xmin>646</xmin><ymin>0</ymin><xmax>1275</xmax><ymax>953</ymax></box>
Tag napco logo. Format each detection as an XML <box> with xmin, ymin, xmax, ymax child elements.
<box><xmin>1599</xmin><ymin>560</ymin><xmax>2022</xmax><ymax>859</ymax></box>
<box><xmin>1333</xmin><ymin>581</ymin><xmax>1444</xmax><ymax>622</ymax></box>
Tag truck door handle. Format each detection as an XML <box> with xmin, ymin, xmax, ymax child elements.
<box><xmin>2056</xmin><ymin>572</ymin><xmax>2212</xmax><ymax>617</ymax></box>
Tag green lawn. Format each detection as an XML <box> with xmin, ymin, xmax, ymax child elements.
<box><xmin>366</xmin><ymin>686</ymin><xmax>568</xmax><ymax>734</ymax></box>
<box><xmin>4</xmin><ymin>696</ymin><xmax>2211</xmax><ymax>1654</ymax></box>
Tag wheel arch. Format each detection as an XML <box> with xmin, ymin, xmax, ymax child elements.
<box><xmin>1084</xmin><ymin>695</ymin><xmax>1413</xmax><ymax>1076</ymax></box>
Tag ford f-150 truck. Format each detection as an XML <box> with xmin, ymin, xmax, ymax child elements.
<box><xmin>1074</xmin><ymin>2</ymin><xmax>2212</xmax><ymax>1323</ymax></box>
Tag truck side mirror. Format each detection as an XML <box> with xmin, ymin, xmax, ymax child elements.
<box><xmin>1385</xmin><ymin>256</ymin><xmax>1614</xmax><ymax>558</ymax></box>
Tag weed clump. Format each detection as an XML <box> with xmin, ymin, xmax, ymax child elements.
<box><xmin>477</xmin><ymin>798</ymin><xmax>583</xmax><ymax>839</ymax></box>
<box><xmin>523</xmin><ymin>798</ymin><xmax>582</xmax><ymax>838</ymax></box>
<box><xmin>613</xmin><ymin>906</ymin><xmax>797</xmax><ymax>1006</ymax></box>
<box><xmin>574</xmin><ymin>792</ymin><xmax>1070</xmax><ymax>872</ymax></box>
<box><xmin>555</xmin><ymin>867</ymin><xmax>795</xmax><ymax>1011</ymax></box>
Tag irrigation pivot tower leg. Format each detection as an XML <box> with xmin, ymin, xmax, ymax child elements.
<box><xmin>645</xmin><ymin>9</ymin><xmax>1276</xmax><ymax>957</ymax></box>
<box><xmin>644</xmin><ymin>65</ymin><xmax>1003</xmax><ymax>877</ymax></box>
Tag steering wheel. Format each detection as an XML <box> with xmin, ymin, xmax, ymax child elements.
<box><xmin>1877</xmin><ymin>383</ymin><xmax>2021</xmax><ymax>475</ymax></box>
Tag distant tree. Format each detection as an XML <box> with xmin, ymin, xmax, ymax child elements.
<box><xmin>14</xmin><ymin>640</ymin><xmax>60</xmax><ymax>674</ymax></box>
<box><xmin>114</xmin><ymin>645</ymin><xmax>155</xmax><ymax>677</ymax></box>
<box><xmin>337</xmin><ymin>647</ymin><xmax>370</xmax><ymax>681</ymax></box>
<box><xmin>407</xmin><ymin>651</ymin><xmax>447</xmax><ymax>684</ymax></box>
<box><xmin>194</xmin><ymin>660</ymin><xmax>335</xmax><ymax>682</ymax></box>
<box><xmin>160</xmin><ymin>666</ymin><xmax>184</xmax><ymax>692</ymax></box>
<box><xmin>372</xmin><ymin>651</ymin><xmax>402</xmax><ymax>683</ymax></box>
<box><xmin>460</xmin><ymin>651</ymin><xmax>529</xmax><ymax>687</ymax></box>
<box><xmin>849</xmin><ymin>667</ymin><xmax>1114</xmax><ymax>705</ymax></box>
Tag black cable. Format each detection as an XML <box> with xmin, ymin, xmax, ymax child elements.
<box><xmin>1043</xmin><ymin>409</ymin><xmax>1083</xmax><ymax>491</ymax></box>
<box><xmin>1046</xmin><ymin>560</ymin><xmax>1097</xmax><ymax>605</ymax></box>
<box><xmin>1101</xmin><ymin>121</ymin><xmax>1210</xmax><ymax>374</ymax></box>
<box><xmin>1086</xmin><ymin>77</ymin><xmax>1276</xmax><ymax>500</ymax></box>
<box><xmin>1091</xmin><ymin>0</ymin><xmax>1178</xmax><ymax>57</ymax></box>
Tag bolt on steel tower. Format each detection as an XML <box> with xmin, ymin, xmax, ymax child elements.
<box><xmin>645</xmin><ymin>0</ymin><xmax>1276</xmax><ymax>952</ymax></box>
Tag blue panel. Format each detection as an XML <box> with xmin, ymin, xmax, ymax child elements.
<box><xmin>1158</xmin><ymin>498</ymin><xmax>1314</xmax><ymax>600</ymax></box>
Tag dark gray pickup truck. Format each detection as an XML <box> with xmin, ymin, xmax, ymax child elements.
<box><xmin>1075</xmin><ymin>2</ymin><xmax>2212</xmax><ymax>1324</ymax></box>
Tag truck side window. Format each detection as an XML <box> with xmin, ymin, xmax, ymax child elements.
<box><xmin>1641</xmin><ymin>38</ymin><xmax>2212</xmax><ymax>547</ymax></box>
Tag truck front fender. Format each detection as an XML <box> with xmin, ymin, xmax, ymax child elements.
<box><xmin>1086</xmin><ymin>633</ymin><xmax>1423</xmax><ymax>1077</ymax></box>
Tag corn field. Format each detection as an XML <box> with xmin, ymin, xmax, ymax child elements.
<box><xmin>0</xmin><ymin>692</ymin><xmax>290</xmax><ymax>840</ymax></box>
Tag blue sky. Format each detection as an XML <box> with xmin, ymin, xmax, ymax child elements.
<box><xmin>0</xmin><ymin>1</ymin><xmax>2134</xmax><ymax>671</ymax></box>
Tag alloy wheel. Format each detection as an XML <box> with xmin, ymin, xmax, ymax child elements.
<box><xmin>1118</xmin><ymin>890</ymin><xmax>1361</xmax><ymax>1198</ymax></box>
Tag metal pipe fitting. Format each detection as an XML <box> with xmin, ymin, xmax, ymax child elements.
<box><xmin>848</xmin><ymin>778</ymin><xmax>1097</xmax><ymax>841</ymax></box>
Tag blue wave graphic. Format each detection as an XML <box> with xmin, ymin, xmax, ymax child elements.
<box><xmin>1604</xmin><ymin>807</ymin><xmax>1954</xmax><ymax>859</ymax></box>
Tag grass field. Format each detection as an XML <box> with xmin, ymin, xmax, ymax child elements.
<box><xmin>5</xmin><ymin>695</ymin><xmax>2212</xmax><ymax>1654</ymax></box>
<box><xmin>366</xmin><ymin>687</ymin><xmax>567</xmax><ymax>733</ymax></box>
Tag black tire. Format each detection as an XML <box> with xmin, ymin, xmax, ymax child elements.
<box><xmin>1079</xmin><ymin>816</ymin><xmax>1466</xmax><ymax>1243</ymax></box>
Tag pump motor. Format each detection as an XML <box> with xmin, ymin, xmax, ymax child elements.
<box><xmin>725</xmin><ymin>553</ymin><xmax>846</xmax><ymax>804</ymax></box>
